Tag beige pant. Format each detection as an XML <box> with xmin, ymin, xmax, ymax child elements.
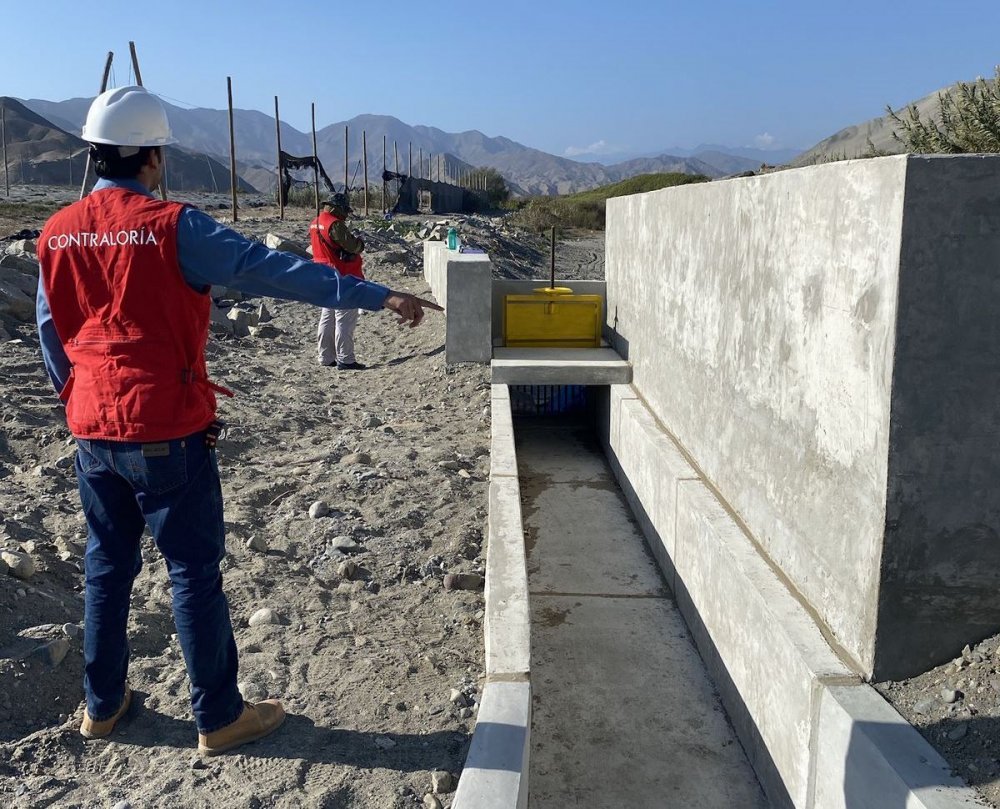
<box><xmin>317</xmin><ymin>307</ymin><xmax>359</xmax><ymax>365</ymax></box>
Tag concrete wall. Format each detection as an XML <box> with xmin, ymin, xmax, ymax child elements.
<box><xmin>604</xmin><ymin>384</ymin><xmax>983</xmax><ymax>809</ymax></box>
<box><xmin>423</xmin><ymin>241</ymin><xmax>493</xmax><ymax>363</ymax></box>
<box><xmin>605</xmin><ymin>155</ymin><xmax>1000</xmax><ymax>680</ymax></box>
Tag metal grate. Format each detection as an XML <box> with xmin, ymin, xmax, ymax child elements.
<box><xmin>510</xmin><ymin>385</ymin><xmax>594</xmax><ymax>417</ymax></box>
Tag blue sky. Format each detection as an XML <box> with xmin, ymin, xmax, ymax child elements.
<box><xmin>5</xmin><ymin>0</ymin><xmax>999</xmax><ymax>160</ymax></box>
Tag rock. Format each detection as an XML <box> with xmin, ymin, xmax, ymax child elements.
<box><xmin>112</xmin><ymin>801</ymin><xmax>132</xmax><ymax>809</ymax></box>
<box><xmin>226</xmin><ymin>307</ymin><xmax>257</xmax><ymax>338</ymax></box>
<box><xmin>383</xmin><ymin>250</ymin><xmax>408</xmax><ymax>265</ymax></box>
<box><xmin>340</xmin><ymin>452</ymin><xmax>371</xmax><ymax>467</ymax></box>
<box><xmin>941</xmin><ymin>688</ymin><xmax>962</xmax><ymax>704</ymax></box>
<box><xmin>361</xmin><ymin>414</ymin><xmax>383</xmax><ymax>429</ymax></box>
<box><xmin>209</xmin><ymin>305</ymin><xmax>234</xmax><ymax>336</ymax></box>
<box><xmin>457</xmin><ymin>469</ymin><xmax>471</xmax><ymax>479</ymax></box>
<box><xmin>308</xmin><ymin>501</ymin><xmax>330</xmax><ymax>519</ymax></box>
<box><xmin>449</xmin><ymin>688</ymin><xmax>468</xmax><ymax>707</ymax></box>
<box><xmin>62</xmin><ymin>623</ymin><xmax>82</xmax><ymax>639</ymax></box>
<box><xmin>0</xmin><ymin>281</ymin><xmax>35</xmax><ymax>322</ymax></box>
<box><xmin>191</xmin><ymin>755</ymin><xmax>208</xmax><ymax>770</ymax></box>
<box><xmin>0</xmin><ymin>557</ymin><xmax>7</xmax><ymax>576</ymax></box>
<box><xmin>913</xmin><ymin>697</ymin><xmax>937</xmax><ymax>715</ymax></box>
<box><xmin>948</xmin><ymin>722</ymin><xmax>969</xmax><ymax>741</ymax></box>
<box><xmin>263</xmin><ymin>233</ymin><xmax>311</xmax><ymax>258</ymax></box>
<box><xmin>1</xmin><ymin>550</ymin><xmax>35</xmax><ymax>579</ymax></box>
<box><xmin>438</xmin><ymin>460</ymin><xmax>461</xmax><ymax>471</ymax></box>
<box><xmin>0</xmin><ymin>252</ymin><xmax>39</xmax><ymax>274</ymax></box>
<box><xmin>459</xmin><ymin>706</ymin><xmax>474</xmax><ymax>718</ymax></box>
<box><xmin>330</xmin><ymin>536</ymin><xmax>361</xmax><ymax>553</ymax></box>
<box><xmin>4</xmin><ymin>238</ymin><xmax>36</xmax><ymax>257</ymax></box>
<box><xmin>29</xmin><ymin>638</ymin><xmax>70</xmax><ymax>668</ymax></box>
<box><xmin>431</xmin><ymin>770</ymin><xmax>454</xmax><ymax>794</ymax></box>
<box><xmin>248</xmin><ymin>324</ymin><xmax>279</xmax><ymax>338</ymax></box>
<box><xmin>257</xmin><ymin>303</ymin><xmax>272</xmax><ymax>323</ymax></box>
<box><xmin>423</xmin><ymin>795</ymin><xmax>442</xmax><ymax>809</ymax></box>
<box><xmin>443</xmin><ymin>573</ymin><xmax>484</xmax><ymax>592</ymax></box>
<box><xmin>337</xmin><ymin>560</ymin><xmax>358</xmax><ymax>580</ymax></box>
<box><xmin>0</xmin><ymin>265</ymin><xmax>38</xmax><ymax>296</ymax></box>
<box><xmin>249</xmin><ymin>608</ymin><xmax>279</xmax><ymax>627</ymax></box>
<box><xmin>246</xmin><ymin>535</ymin><xmax>268</xmax><ymax>552</ymax></box>
<box><xmin>374</xmin><ymin>736</ymin><xmax>396</xmax><ymax>750</ymax></box>
<box><xmin>238</xmin><ymin>681</ymin><xmax>266</xmax><ymax>702</ymax></box>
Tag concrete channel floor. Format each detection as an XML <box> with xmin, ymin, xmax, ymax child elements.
<box><xmin>517</xmin><ymin>423</ymin><xmax>769</xmax><ymax>808</ymax></box>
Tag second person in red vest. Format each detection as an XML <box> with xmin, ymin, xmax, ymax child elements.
<box><xmin>310</xmin><ymin>193</ymin><xmax>367</xmax><ymax>370</ymax></box>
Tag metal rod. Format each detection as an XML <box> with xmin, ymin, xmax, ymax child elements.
<box><xmin>274</xmin><ymin>96</ymin><xmax>284</xmax><ymax>219</ymax></box>
<box><xmin>80</xmin><ymin>51</ymin><xmax>114</xmax><ymax>199</ymax></box>
<box><xmin>227</xmin><ymin>77</ymin><xmax>238</xmax><ymax>222</ymax></box>
<box><xmin>363</xmin><ymin>129</ymin><xmax>369</xmax><ymax>217</ymax></box>
<box><xmin>550</xmin><ymin>226</ymin><xmax>556</xmax><ymax>290</ymax></box>
<box><xmin>312</xmin><ymin>102</ymin><xmax>319</xmax><ymax>215</ymax></box>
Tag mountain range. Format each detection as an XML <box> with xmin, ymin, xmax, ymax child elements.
<box><xmin>10</xmin><ymin>96</ymin><xmax>791</xmax><ymax>195</ymax></box>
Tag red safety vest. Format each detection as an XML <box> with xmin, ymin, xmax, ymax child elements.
<box><xmin>38</xmin><ymin>187</ymin><xmax>228</xmax><ymax>442</ymax></box>
<box><xmin>309</xmin><ymin>210</ymin><xmax>364</xmax><ymax>279</ymax></box>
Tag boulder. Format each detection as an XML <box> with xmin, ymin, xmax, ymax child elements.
<box><xmin>263</xmin><ymin>234</ymin><xmax>311</xmax><ymax>258</ymax></box>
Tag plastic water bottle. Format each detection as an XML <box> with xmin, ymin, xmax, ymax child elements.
<box><xmin>447</xmin><ymin>227</ymin><xmax>458</xmax><ymax>250</ymax></box>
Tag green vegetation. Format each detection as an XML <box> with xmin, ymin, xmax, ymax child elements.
<box><xmin>888</xmin><ymin>67</ymin><xmax>1000</xmax><ymax>153</ymax></box>
<box><xmin>510</xmin><ymin>172</ymin><xmax>710</xmax><ymax>232</ymax></box>
<box><xmin>0</xmin><ymin>200</ymin><xmax>63</xmax><ymax>218</ymax></box>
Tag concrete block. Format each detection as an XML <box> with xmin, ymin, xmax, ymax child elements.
<box><xmin>811</xmin><ymin>685</ymin><xmax>982</xmax><ymax>809</ymax></box>
<box><xmin>607</xmin><ymin>383</ymin><xmax>638</xmax><ymax>452</ymax></box>
<box><xmin>674</xmin><ymin>480</ymin><xmax>856</xmax><ymax>809</ymax></box>
<box><xmin>491</xmin><ymin>348</ymin><xmax>631</xmax><ymax>385</ymax></box>
<box><xmin>490</xmin><ymin>397</ymin><xmax>517</xmax><ymax>480</ymax></box>
<box><xmin>491</xmin><ymin>384</ymin><xmax>510</xmax><ymax>402</ymax></box>
<box><xmin>487</xmin><ymin>476</ymin><xmax>530</xmax><ymax>677</ymax></box>
<box><xmin>452</xmin><ymin>680</ymin><xmax>531</xmax><ymax>809</ymax></box>
<box><xmin>616</xmin><ymin>398</ymin><xmax>698</xmax><ymax>568</ymax></box>
<box><xmin>423</xmin><ymin>241</ymin><xmax>493</xmax><ymax>363</ymax></box>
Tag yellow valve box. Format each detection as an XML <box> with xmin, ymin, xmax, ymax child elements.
<box><xmin>503</xmin><ymin>288</ymin><xmax>603</xmax><ymax>348</ymax></box>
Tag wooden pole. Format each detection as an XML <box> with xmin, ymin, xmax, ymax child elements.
<box><xmin>128</xmin><ymin>42</ymin><xmax>166</xmax><ymax>199</ymax></box>
<box><xmin>394</xmin><ymin>140</ymin><xmax>399</xmax><ymax>174</ymax></box>
<box><xmin>408</xmin><ymin>142</ymin><xmax>412</xmax><ymax>178</ymax></box>
<box><xmin>344</xmin><ymin>125</ymin><xmax>349</xmax><ymax>194</ymax></box>
<box><xmin>362</xmin><ymin>129</ymin><xmax>369</xmax><ymax>217</ymax></box>
<box><xmin>382</xmin><ymin>134</ymin><xmax>386</xmax><ymax>213</ymax></box>
<box><xmin>227</xmin><ymin>77</ymin><xmax>238</xmax><ymax>222</ymax></box>
<box><xmin>1</xmin><ymin>104</ymin><xmax>8</xmax><ymax>197</ymax></box>
<box><xmin>274</xmin><ymin>96</ymin><xmax>284</xmax><ymax>219</ymax></box>
<box><xmin>312</xmin><ymin>103</ymin><xmax>320</xmax><ymax>215</ymax></box>
<box><xmin>128</xmin><ymin>41</ymin><xmax>143</xmax><ymax>85</ymax></box>
<box><xmin>80</xmin><ymin>50</ymin><xmax>114</xmax><ymax>199</ymax></box>
<box><xmin>419</xmin><ymin>147</ymin><xmax>423</xmax><ymax>180</ymax></box>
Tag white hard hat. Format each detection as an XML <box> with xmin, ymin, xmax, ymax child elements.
<box><xmin>82</xmin><ymin>85</ymin><xmax>176</xmax><ymax>147</ymax></box>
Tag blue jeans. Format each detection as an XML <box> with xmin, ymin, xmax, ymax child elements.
<box><xmin>75</xmin><ymin>431</ymin><xmax>243</xmax><ymax>733</ymax></box>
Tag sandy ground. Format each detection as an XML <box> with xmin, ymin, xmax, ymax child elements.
<box><xmin>0</xmin><ymin>190</ymin><xmax>510</xmax><ymax>808</ymax></box>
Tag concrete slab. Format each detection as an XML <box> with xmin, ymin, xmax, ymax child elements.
<box><xmin>491</xmin><ymin>401</ymin><xmax>518</xmax><ymax>480</ymax></box>
<box><xmin>520</xmin><ymin>426</ymin><xmax>766</xmax><ymax>808</ymax></box>
<box><xmin>491</xmin><ymin>347</ymin><xmax>631</xmax><ymax>385</ymax></box>
<box><xmin>453</xmin><ymin>680</ymin><xmax>531</xmax><ymax>809</ymax></box>
<box><xmin>487</xmin><ymin>476</ymin><xmax>531</xmax><ymax>677</ymax></box>
<box><xmin>674</xmin><ymin>480</ymin><xmax>857</xmax><ymax>808</ymax></box>
<box><xmin>517</xmin><ymin>431</ymin><xmax>665</xmax><ymax>597</ymax></box>
<box><xmin>529</xmin><ymin>594</ymin><xmax>768</xmax><ymax>809</ymax></box>
<box><xmin>811</xmin><ymin>685</ymin><xmax>983</xmax><ymax>809</ymax></box>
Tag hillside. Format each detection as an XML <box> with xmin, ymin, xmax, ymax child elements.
<box><xmin>20</xmin><ymin>99</ymin><xmax>730</xmax><ymax>195</ymax></box>
<box><xmin>0</xmin><ymin>97</ymin><xmax>256</xmax><ymax>193</ymax></box>
<box><xmin>792</xmin><ymin>84</ymin><xmax>949</xmax><ymax>166</ymax></box>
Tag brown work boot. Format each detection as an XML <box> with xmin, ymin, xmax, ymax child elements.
<box><xmin>80</xmin><ymin>687</ymin><xmax>133</xmax><ymax>739</ymax></box>
<box><xmin>197</xmin><ymin>700</ymin><xmax>285</xmax><ymax>756</ymax></box>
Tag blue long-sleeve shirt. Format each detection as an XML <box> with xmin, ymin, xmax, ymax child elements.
<box><xmin>36</xmin><ymin>178</ymin><xmax>390</xmax><ymax>393</ymax></box>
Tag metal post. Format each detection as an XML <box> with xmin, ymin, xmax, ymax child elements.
<box><xmin>227</xmin><ymin>77</ymin><xmax>238</xmax><ymax>222</ymax></box>
<box><xmin>80</xmin><ymin>51</ymin><xmax>114</xmax><ymax>199</ymax></box>
<box><xmin>550</xmin><ymin>227</ymin><xmax>556</xmax><ymax>290</ymax></box>
<box><xmin>312</xmin><ymin>103</ymin><xmax>319</xmax><ymax>215</ymax></box>
<box><xmin>274</xmin><ymin>96</ymin><xmax>284</xmax><ymax>219</ymax></box>
<box><xmin>363</xmin><ymin>130</ymin><xmax>369</xmax><ymax>217</ymax></box>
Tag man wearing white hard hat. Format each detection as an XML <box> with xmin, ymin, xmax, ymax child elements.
<box><xmin>36</xmin><ymin>85</ymin><xmax>441</xmax><ymax>755</ymax></box>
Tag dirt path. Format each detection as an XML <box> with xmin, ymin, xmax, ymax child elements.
<box><xmin>0</xmin><ymin>195</ymin><xmax>488</xmax><ymax>808</ymax></box>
